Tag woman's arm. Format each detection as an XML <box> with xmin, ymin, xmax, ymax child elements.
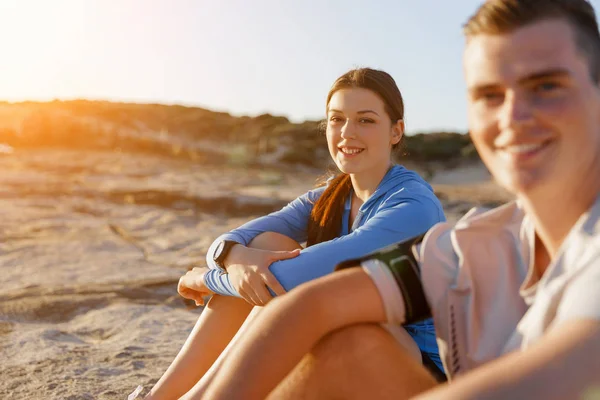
<box><xmin>415</xmin><ymin>320</ymin><xmax>600</xmax><ymax>400</ymax></box>
<box><xmin>205</xmin><ymin>193</ymin><xmax>444</xmax><ymax>296</ymax></box>
<box><xmin>204</xmin><ymin>188</ymin><xmax>323</xmax><ymax>270</ymax></box>
<box><xmin>201</xmin><ymin>189</ymin><xmax>320</xmax><ymax>297</ymax></box>
<box><xmin>202</xmin><ymin>267</ymin><xmax>387</xmax><ymax>400</ymax></box>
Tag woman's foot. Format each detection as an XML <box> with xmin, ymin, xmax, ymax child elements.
<box><xmin>127</xmin><ymin>385</ymin><xmax>144</xmax><ymax>400</ymax></box>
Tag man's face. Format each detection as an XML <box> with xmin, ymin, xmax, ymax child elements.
<box><xmin>464</xmin><ymin>19</ymin><xmax>600</xmax><ymax>198</ymax></box>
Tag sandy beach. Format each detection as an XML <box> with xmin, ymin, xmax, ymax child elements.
<box><xmin>0</xmin><ymin>149</ymin><xmax>511</xmax><ymax>399</ymax></box>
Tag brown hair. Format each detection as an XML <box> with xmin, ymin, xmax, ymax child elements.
<box><xmin>463</xmin><ymin>0</ymin><xmax>600</xmax><ymax>82</ymax></box>
<box><xmin>306</xmin><ymin>68</ymin><xmax>405</xmax><ymax>247</ymax></box>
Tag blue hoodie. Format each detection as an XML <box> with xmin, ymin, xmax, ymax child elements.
<box><xmin>204</xmin><ymin>164</ymin><xmax>445</xmax><ymax>295</ymax></box>
<box><xmin>203</xmin><ymin>165</ymin><xmax>446</xmax><ymax>370</ymax></box>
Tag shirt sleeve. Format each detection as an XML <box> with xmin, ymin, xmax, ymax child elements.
<box><xmin>205</xmin><ymin>189</ymin><xmax>445</xmax><ymax>296</ymax></box>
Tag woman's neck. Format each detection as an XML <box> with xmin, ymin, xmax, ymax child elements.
<box><xmin>350</xmin><ymin>163</ymin><xmax>393</xmax><ymax>203</ymax></box>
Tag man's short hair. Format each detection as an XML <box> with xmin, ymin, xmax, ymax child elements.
<box><xmin>464</xmin><ymin>0</ymin><xmax>600</xmax><ymax>82</ymax></box>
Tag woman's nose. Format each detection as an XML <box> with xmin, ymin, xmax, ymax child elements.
<box><xmin>340</xmin><ymin>119</ymin><xmax>357</xmax><ymax>139</ymax></box>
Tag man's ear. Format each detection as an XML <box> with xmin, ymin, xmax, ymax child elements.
<box><xmin>391</xmin><ymin>119</ymin><xmax>405</xmax><ymax>145</ymax></box>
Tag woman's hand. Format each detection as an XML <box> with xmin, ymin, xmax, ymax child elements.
<box><xmin>178</xmin><ymin>267</ymin><xmax>213</xmax><ymax>306</ymax></box>
<box><xmin>226</xmin><ymin>247</ymin><xmax>301</xmax><ymax>306</ymax></box>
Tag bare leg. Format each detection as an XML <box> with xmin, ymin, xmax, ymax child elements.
<box><xmin>145</xmin><ymin>295</ymin><xmax>252</xmax><ymax>400</ymax></box>
<box><xmin>269</xmin><ymin>324</ymin><xmax>437</xmax><ymax>400</ymax></box>
<box><xmin>179</xmin><ymin>304</ymin><xmax>264</xmax><ymax>400</ymax></box>
<box><xmin>145</xmin><ymin>232</ymin><xmax>302</xmax><ymax>400</ymax></box>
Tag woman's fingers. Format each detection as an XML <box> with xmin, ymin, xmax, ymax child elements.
<box><xmin>237</xmin><ymin>287</ymin><xmax>255</xmax><ymax>305</ymax></box>
<box><xmin>179</xmin><ymin>270</ymin><xmax>202</xmax><ymax>291</ymax></box>
<box><xmin>178</xmin><ymin>269</ymin><xmax>211</xmax><ymax>306</ymax></box>
<box><xmin>270</xmin><ymin>249</ymin><xmax>301</xmax><ymax>261</ymax></box>
<box><xmin>260</xmin><ymin>271</ymin><xmax>286</xmax><ymax>296</ymax></box>
<box><xmin>246</xmin><ymin>289</ymin><xmax>265</xmax><ymax>306</ymax></box>
<box><xmin>252</xmin><ymin>249</ymin><xmax>296</xmax><ymax>296</ymax></box>
<box><xmin>239</xmin><ymin>279</ymin><xmax>268</xmax><ymax>306</ymax></box>
<box><xmin>178</xmin><ymin>285</ymin><xmax>205</xmax><ymax>305</ymax></box>
<box><xmin>228</xmin><ymin>250</ymin><xmax>299</xmax><ymax>304</ymax></box>
<box><xmin>239</xmin><ymin>285</ymin><xmax>264</xmax><ymax>306</ymax></box>
<box><xmin>251</xmin><ymin>277</ymin><xmax>274</xmax><ymax>306</ymax></box>
<box><xmin>177</xmin><ymin>275</ymin><xmax>190</xmax><ymax>296</ymax></box>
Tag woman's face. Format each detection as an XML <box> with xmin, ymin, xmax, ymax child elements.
<box><xmin>326</xmin><ymin>87</ymin><xmax>403</xmax><ymax>177</ymax></box>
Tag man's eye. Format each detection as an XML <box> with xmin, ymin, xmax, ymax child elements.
<box><xmin>483</xmin><ymin>92</ymin><xmax>503</xmax><ymax>101</ymax></box>
<box><xmin>534</xmin><ymin>82</ymin><xmax>560</xmax><ymax>93</ymax></box>
<box><xmin>476</xmin><ymin>91</ymin><xmax>504</xmax><ymax>105</ymax></box>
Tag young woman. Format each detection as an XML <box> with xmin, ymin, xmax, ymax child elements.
<box><xmin>142</xmin><ymin>68</ymin><xmax>446</xmax><ymax>399</ymax></box>
<box><xmin>198</xmin><ymin>1</ymin><xmax>600</xmax><ymax>399</ymax></box>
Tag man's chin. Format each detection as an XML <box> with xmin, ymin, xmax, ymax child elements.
<box><xmin>495</xmin><ymin>172</ymin><xmax>543</xmax><ymax>198</ymax></box>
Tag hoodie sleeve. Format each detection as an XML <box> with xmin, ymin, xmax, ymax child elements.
<box><xmin>204</xmin><ymin>186</ymin><xmax>325</xmax><ymax>272</ymax></box>
<box><xmin>204</xmin><ymin>187</ymin><xmax>445</xmax><ymax>296</ymax></box>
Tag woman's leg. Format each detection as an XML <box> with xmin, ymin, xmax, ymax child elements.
<box><xmin>145</xmin><ymin>295</ymin><xmax>252</xmax><ymax>400</ymax></box>
<box><xmin>145</xmin><ymin>232</ymin><xmax>302</xmax><ymax>400</ymax></box>
<box><xmin>179</xmin><ymin>304</ymin><xmax>264</xmax><ymax>400</ymax></box>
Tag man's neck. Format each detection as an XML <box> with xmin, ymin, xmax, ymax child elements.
<box><xmin>520</xmin><ymin>181</ymin><xmax>600</xmax><ymax>274</ymax></box>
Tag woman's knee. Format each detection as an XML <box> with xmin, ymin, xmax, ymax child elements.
<box><xmin>205</xmin><ymin>292</ymin><xmax>252</xmax><ymax>313</ymax></box>
<box><xmin>247</xmin><ymin>232</ymin><xmax>302</xmax><ymax>252</ymax></box>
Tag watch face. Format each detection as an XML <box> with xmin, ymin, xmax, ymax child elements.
<box><xmin>214</xmin><ymin>240</ymin><xmax>225</xmax><ymax>261</ymax></box>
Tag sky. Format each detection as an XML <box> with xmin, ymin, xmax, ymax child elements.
<box><xmin>2</xmin><ymin>0</ymin><xmax>600</xmax><ymax>133</ymax></box>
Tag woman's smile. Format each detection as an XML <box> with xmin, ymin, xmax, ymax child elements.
<box><xmin>338</xmin><ymin>146</ymin><xmax>365</xmax><ymax>157</ymax></box>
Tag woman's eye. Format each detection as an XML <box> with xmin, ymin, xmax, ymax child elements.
<box><xmin>329</xmin><ymin>116</ymin><xmax>343</xmax><ymax>122</ymax></box>
<box><xmin>359</xmin><ymin>118</ymin><xmax>375</xmax><ymax>124</ymax></box>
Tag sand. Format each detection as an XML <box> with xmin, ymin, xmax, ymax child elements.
<box><xmin>0</xmin><ymin>149</ymin><xmax>511</xmax><ymax>399</ymax></box>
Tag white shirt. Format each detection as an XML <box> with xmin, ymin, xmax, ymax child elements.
<box><xmin>418</xmin><ymin>195</ymin><xmax>600</xmax><ymax>379</ymax></box>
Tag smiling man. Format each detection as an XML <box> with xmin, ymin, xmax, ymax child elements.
<box><xmin>196</xmin><ymin>1</ymin><xmax>600</xmax><ymax>399</ymax></box>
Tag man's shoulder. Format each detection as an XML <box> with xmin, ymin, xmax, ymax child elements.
<box><xmin>419</xmin><ymin>201</ymin><xmax>530</xmax><ymax>291</ymax></box>
<box><xmin>551</xmin><ymin>194</ymin><xmax>600</xmax><ymax>278</ymax></box>
<box><xmin>425</xmin><ymin>201</ymin><xmax>527</xmax><ymax>248</ymax></box>
<box><xmin>580</xmin><ymin>193</ymin><xmax>600</xmax><ymax>238</ymax></box>
<box><xmin>419</xmin><ymin>201</ymin><xmax>531</xmax><ymax>375</ymax></box>
<box><xmin>454</xmin><ymin>201</ymin><xmax>525</xmax><ymax>230</ymax></box>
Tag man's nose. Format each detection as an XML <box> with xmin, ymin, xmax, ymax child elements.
<box><xmin>498</xmin><ymin>90</ymin><xmax>534</xmax><ymax>132</ymax></box>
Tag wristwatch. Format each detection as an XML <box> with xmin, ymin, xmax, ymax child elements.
<box><xmin>213</xmin><ymin>240</ymin><xmax>238</xmax><ymax>269</ymax></box>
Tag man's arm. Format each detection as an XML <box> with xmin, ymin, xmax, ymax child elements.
<box><xmin>202</xmin><ymin>267</ymin><xmax>387</xmax><ymax>400</ymax></box>
<box><xmin>415</xmin><ymin>319</ymin><xmax>600</xmax><ymax>400</ymax></box>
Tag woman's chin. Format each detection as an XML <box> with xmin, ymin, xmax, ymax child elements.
<box><xmin>335</xmin><ymin>159</ymin><xmax>363</xmax><ymax>175</ymax></box>
<box><xmin>336</xmin><ymin>165</ymin><xmax>359</xmax><ymax>175</ymax></box>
